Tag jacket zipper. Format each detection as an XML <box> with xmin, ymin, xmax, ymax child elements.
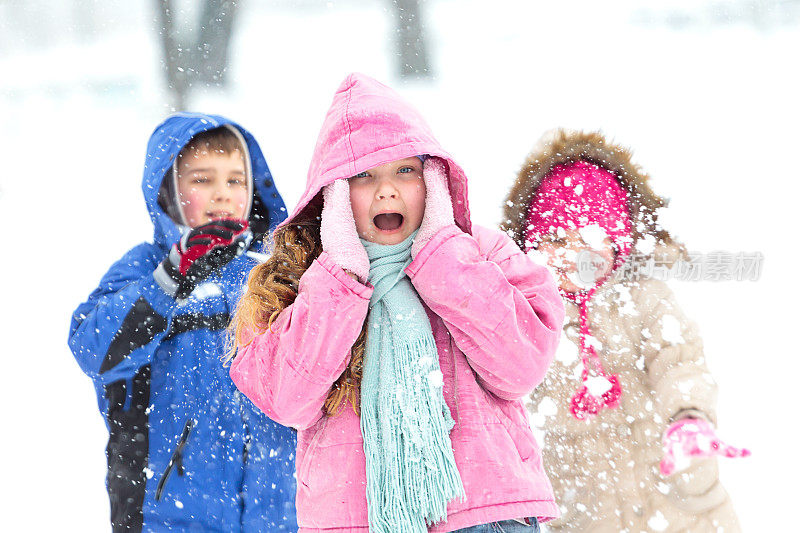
<box><xmin>155</xmin><ymin>418</ymin><xmax>195</xmax><ymax>501</ymax></box>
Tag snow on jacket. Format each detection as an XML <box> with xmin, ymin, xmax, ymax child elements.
<box><xmin>68</xmin><ymin>113</ymin><xmax>297</xmax><ymax>532</ymax></box>
<box><xmin>230</xmin><ymin>73</ymin><xmax>566</xmax><ymax>532</ymax></box>
<box><xmin>501</xmin><ymin>130</ymin><xmax>742</xmax><ymax>532</ymax></box>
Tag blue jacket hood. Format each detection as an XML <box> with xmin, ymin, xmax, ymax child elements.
<box><xmin>142</xmin><ymin>112</ymin><xmax>287</xmax><ymax>249</ymax></box>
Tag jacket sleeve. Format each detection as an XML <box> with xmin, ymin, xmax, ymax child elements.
<box><xmin>68</xmin><ymin>243</ymin><xmax>179</xmax><ymax>385</ymax></box>
<box><xmin>405</xmin><ymin>225</ymin><xmax>565</xmax><ymax>401</ymax></box>
<box><xmin>230</xmin><ymin>252</ymin><xmax>372</xmax><ymax>430</ymax></box>
<box><xmin>638</xmin><ymin>278</ymin><xmax>718</xmax><ymax>426</ymax></box>
<box><xmin>637</xmin><ymin>279</ymin><xmax>727</xmax><ymax>501</ymax></box>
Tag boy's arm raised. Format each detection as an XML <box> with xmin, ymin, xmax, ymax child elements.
<box><xmin>230</xmin><ymin>252</ymin><xmax>371</xmax><ymax>430</ymax></box>
<box><xmin>407</xmin><ymin>225</ymin><xmax>565</xmax><ymax>401</ymax></box>
<box><xmin>635</xmin><ymin>279</ymin><xmax>750</xmax><ymax>486</ymax></box>
<box><xmin>68</xmin><ymin>243</ymin><xmax>179</xmax><ymax>384</ymax></box>
<box><xmin>638</xmin><ymin>278</ymin><xmax>718</xmax><ymax>426</ymax></box>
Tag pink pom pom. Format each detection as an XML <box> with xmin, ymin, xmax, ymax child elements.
<box><xmin>569</xmin><ymin>374</ymin><xmax>623</xmax><ymax>420</ymax></box>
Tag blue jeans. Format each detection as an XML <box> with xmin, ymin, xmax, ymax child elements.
<box><xmin>451</xmin><ymin>517</ymin><xmax>540</xmax><ymax>532</ymax></box>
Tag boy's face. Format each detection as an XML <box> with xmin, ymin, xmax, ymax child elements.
<box><xmin>348</xmin><ymin>156</ymin><xmax>427</xmax><ymax>245</ymax></box>
<box><xmin>176</xmin><ymin>148</ymin><xmax>249</xmax><ymax>227</ymax></box>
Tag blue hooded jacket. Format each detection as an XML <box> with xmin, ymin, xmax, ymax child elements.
<box><xmin>68</xmin><ymin>113</ymin><xmax>298</xmax><ymax>532</ymax></box>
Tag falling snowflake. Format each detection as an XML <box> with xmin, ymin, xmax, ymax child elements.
<box><xmin>647</xmin><ymin>510</ymin><xmax>668</xmax><ymax>531</ymax></box>
<box><xmin>661</xmin><ymin>314</ymin><xmax>684</xmax><ymax>344</ymax></box>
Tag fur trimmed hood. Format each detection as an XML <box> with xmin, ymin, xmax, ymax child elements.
<box><xmin>501</xmin><ymin>129</ymin><xmax>686</xmax><ymax>265</ymax></box>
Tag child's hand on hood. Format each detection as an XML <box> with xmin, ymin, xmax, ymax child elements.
<box><xmin>321</xmin><ymin>179</ymin><xmax>370</xmax><ymax>283</ymax></box>
<box><xmin>411</xmin><ymin>157</ymin><xmax>456</xmax><ymax>259</ymax></box>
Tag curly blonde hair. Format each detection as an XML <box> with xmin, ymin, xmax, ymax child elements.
<box><xmin>225</xmin><ymin>202</ymin><xmax>366</xmax><ymax>416</ymax></box>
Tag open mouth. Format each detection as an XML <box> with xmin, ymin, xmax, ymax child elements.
<box><xmin>373</xmin><ymin>212</ymin><xmax>404</xmax><ymax>232</ymax></box>
<box><xmin>207</xmin><ymin>211</ymin><xmax>233</xmax><ymax>219</ymax></box>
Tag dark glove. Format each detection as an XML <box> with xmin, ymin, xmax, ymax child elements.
<box><xmin>154</xmin><ymin>219</ymin><xmax>250</xmax><ymax>299</ymax></box>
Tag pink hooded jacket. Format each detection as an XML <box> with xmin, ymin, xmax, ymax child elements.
<box><xmin>230</xmin><ymin>73</ymin><xmax>565</xmax><ymax>532</ymax></box>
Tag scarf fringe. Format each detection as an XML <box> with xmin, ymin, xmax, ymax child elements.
<box><xmin>362</xmin><ymin>334</ymin><xmax>465</xmax><ymax>533</ymax></box>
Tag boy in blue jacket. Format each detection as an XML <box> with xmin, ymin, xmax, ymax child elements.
<box><xmin>69</xmin><ymin>113</ymin><xmax>298</xmax><ymax>532</ymax></box>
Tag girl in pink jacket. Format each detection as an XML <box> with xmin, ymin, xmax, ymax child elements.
<box><xmin>226</xmin><ymin>73</ymin><xmax>565</xmax><ymax>532</ymax></box>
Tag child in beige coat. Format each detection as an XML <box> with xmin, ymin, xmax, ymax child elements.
<box><xmin>501</xmin><ymin>130</ymin><xmax>748</xmax><ymax>532</ymax></box>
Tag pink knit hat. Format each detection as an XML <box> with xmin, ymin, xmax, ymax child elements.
<box><xmin>525</xmin><ymin>160</ymin><xmax>632</xmax><ymax>420</ymax></box>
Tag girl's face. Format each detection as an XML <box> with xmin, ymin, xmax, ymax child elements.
<box><xmin>348</xmin><ymin>157</ymin><xmax>426</xmax><ymax>245</ymax></box>
<box><xmin>176</xmin><ymin>148</ymin><xmax>249</xmax><ymax>227</ymax></box>
<box><xmin>534</xmin><ymin>227</ymin><xmax>616</xmax><ymax>293</ymax></box>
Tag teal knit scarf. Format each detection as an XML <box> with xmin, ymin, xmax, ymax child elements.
<box><xmin>360</xmin><ymin>231</ymin><xmax>465</xmax><ymax>533</ymax></box>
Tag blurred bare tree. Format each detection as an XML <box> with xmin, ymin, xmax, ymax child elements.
<box><xmin>390</xmin><ymin>0</ymin><xmax>432</xmax><ymax>79</ymax></box>
<box><xmin>155</xmin><ymin>0</ymin><xmax>239</xmax><ymax>110</ymax></box>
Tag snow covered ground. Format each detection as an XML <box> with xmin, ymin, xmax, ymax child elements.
<box><xmin>1</xmin><ymin>1</ymin><xmax>798</xmax><ymax>530</ymax></box>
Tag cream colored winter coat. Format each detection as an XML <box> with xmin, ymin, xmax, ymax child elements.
<box><xmin>501</xmin><ymin>130</ymin><xmax>742</xmax><ymax>532</ymax></box>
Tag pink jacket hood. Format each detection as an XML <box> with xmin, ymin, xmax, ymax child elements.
<box><xmin>280</xmin><ymin>72</ymin><xmax>472</xmax><ymax>234</ymax></box>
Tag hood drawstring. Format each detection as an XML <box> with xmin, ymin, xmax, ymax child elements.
<box><xmin>564</xmin><ymin>288</ymin><xmax>622</xmax><ymax>420</ymax></box>
<box><xmin>524</xmin><ymin>160</ymin><xmax>632</xmax><ymax>421</ymax></box>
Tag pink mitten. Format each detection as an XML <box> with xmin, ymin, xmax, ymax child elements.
<box><xmin>660</xmin><ymin>418</ymin><xmax>750</xmax><ymax>476</ymax></box>
<box><xmin>411</xmin><ymin>156</ymin><xmax>456</xmax><ymax>259</ymax></box>
<box><xmin>321</xmin><ymin>178</ymin><xmax>370</xmax><ymax>282</ymax></box>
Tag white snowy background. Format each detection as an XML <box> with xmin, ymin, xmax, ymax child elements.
<box><xmin>1</xmin><ymin>0</ymin><xmax>798</xmax><ymax>530</ymax></box>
